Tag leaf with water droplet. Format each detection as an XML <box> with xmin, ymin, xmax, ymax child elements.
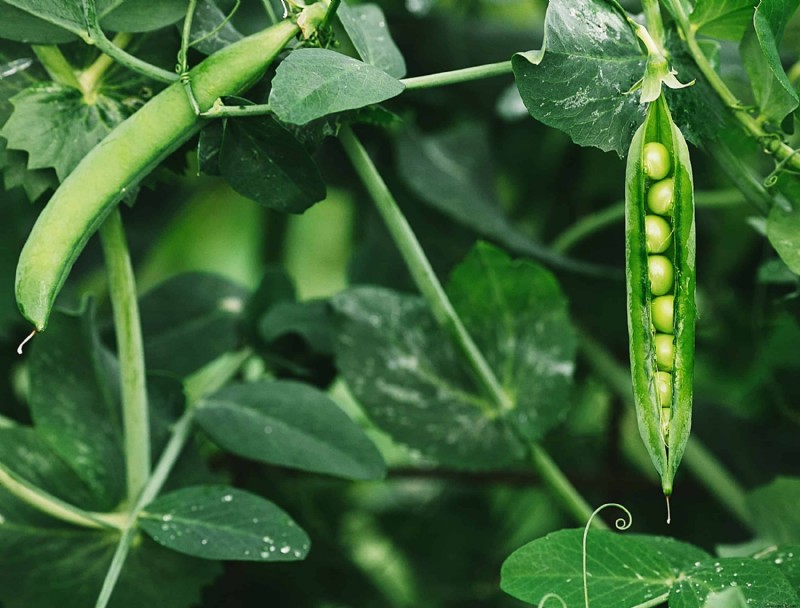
<box><xmin>139</xmin><ymin>485</ymin><xmax>310</xmax><ymax>562</ymax></box>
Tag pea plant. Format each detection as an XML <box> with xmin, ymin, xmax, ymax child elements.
<box><xmin>1</xmin><ymin>0</ymin><xmax>800</xmax><ymax>606</ymax></box>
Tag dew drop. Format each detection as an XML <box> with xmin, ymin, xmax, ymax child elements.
<box><xmin>222</xmin><ymin>494</ymin><xmax>233</xmax><ymax>503</ymax></box>
<box><xmin>280</xmin><ymin>545</ymin><xmax>291</xmax><ymax>554</ymax></box>
<box><xmin>162</xmin><ymin>514</ymin><xmax>173</xmax><ymax>522</ymax></box>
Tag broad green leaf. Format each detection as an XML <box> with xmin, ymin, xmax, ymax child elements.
<box><xmin>1</xmin><ymin>83</ymin><xmax>127</xmax><ymax>180</ymax></box>
<box><xmin>332</xmin><ymin>242</ymin><xmax>576</xmax><ymax>468</ymax></box>
<box><xmin>393</xmin><ymin>124</ymin><xmax>618</xmax><ymax>278</ymax></box>
<box><xmin>139</xmin><ymin>485</ymin><xmax>310</xmax><ymax>561</ymax></box>
<box><xmin>338</xmin><ymin>1</ymin><xmax>406</xmax><ymax>78</ymax></box>
<box><xmin>741</xmin><ymin>0</ymin><xmax>799</xmax><ymax>126</ymax></box>
<box><xmin>269</xmin><ymin>48</ymin><xmax>405</xmax><ymax>125</ymax></box>
<box><xmin>1</xmin><ymin>0</ymin><xmax>187</xmax><ymax>38</ymax></box>
<box><xmin>333</xmin><ymin>286</ymin><xmax>526</xmax><ymax>468</ymax></box>
<box><xmin>219</xmin><ymin>115</ymin><xmax>326</xmax><ymax>214</ymax></box>
<box><xmin>446</xmin><ymin>243</ymin><xmax>576</xmax><ymax>440</ymax></box>
<box><xmin>512</xmin><ymin>0</ymin><xmax>645</xmax><ymax>155</ymax></box>
<box><xmin>0</xmin><ymin>427</ymin><xmax>99</xmax><ymax>510</ymax></box>
<box><xmin>259</xmin><ymin>299</ymin><xmax>335</xmax><ymax>354</ymax></box>
<box><xmin>195</xmin><ymin>380</ymin><xmax>386</xmax><ymax>480</ymax></box>
<box><xmin>701</xmin><ymin>588</ymin><xmax>748</xmax><ymax>608</ymax></box>
<box><xmin>138</xmin><ymin>272</ymin><xmax>249</xmax><ymax>378</ymax></box>
<box><xmin>0</xmin><ymin>4</ymin><xmax>76</xmax><ymax>43</ymax></box>
<box><xmin>0</xmin><ymin>520</ymin><xmax>220</xmax><ymax>608</ymax></box>
<box><xmin>27</xmin><ymin>309</ymin><xmax>125</xmax><ymax>510</ymax></box>
<box><xmin>754</xmin><ymin>545</ymin><xmax>800</xmax><ymax>589</ymax></box>
<box><xmin>748</xmin><ymin>477</ymin><xmax>800</xmax><ymax>543</ymax></box>
<box><xmin>767</xmin><ymin>201</ymin><xmax>800</xmax><ymax>274</ymax></box>
<box><xmin>691</xmin><ymin>0</ymin><xmax>758</xmax><ymax>40</ymax></box>
<box><xmin>189</xmin><ymin>0</ymin><xmax>242</xmax><ymax>55</ymax></box>
<box><xmin>501</xmin><ymin>529</ymin><xmax>799</xmax><ymax>607</ymax></box>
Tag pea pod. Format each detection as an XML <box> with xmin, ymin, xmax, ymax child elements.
<box><xmin>15</xmin><ymin>4</ymin><xmax>327</xmax><ymax>332</ymax></box>
<box><xmin>625</xmin><ymin>95</ymin><xmax>696</xmax><ymax>497</ymax></box>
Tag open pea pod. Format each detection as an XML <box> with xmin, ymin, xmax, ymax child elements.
<box><xmin>625</xmin><ymin>95</ymin><xmax>696</xmax><ymax>497</ymax></box>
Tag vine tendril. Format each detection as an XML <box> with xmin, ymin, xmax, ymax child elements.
<box><xmin>582</xmin><ymin>503</ymin><xmax>633</xmax><ymax>608</ymax></box>
<box><xmin>537</xmin><ymin>593</ymin><xmax>568</xmax><ymax>608</ymax></box>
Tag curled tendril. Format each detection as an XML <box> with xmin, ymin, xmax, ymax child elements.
<box><xmin>537</xmin><ymin>593</ymin><xmax>568</xmax><ymax>608</ymax></box>
<box><xmin>764</xmin><ymin>147</ymin><xmax>800</xmax><ymax>188</ymax></box>
<box><xmin>582</xmin><ymin>503</ymin><xmax>633</xmax><ymax>608</ymax></box>
<box><xmin>190</xmin><ymin>0</ymin><xmax>241</xmax><ymax>50</ymax></box>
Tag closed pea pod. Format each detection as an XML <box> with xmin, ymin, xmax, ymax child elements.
<box><xmin>15</xmin><ymin>5</ymin><xmax>328</xmax><ymax>333</ymax></box>
<box><xmin>625</xmin><ymin>95</ymin><xmax>696</xmax><ymax>498</ymax></box>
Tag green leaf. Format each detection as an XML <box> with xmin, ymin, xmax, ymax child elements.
<box><xmin>269</xmin><ymin>48</ymin><xmax>405</xmax><ymax>125</ymax></box>
<box><xmin>189</xmin><ymin>0</ymin><xmax>242</xmax><ymax>55</ymax></box>
<box><xmin>754</xmin><ymin>545</ymin><xmax>800</xmax><ymax>589</ymax></box>
<box><xmin>100</xmin><ymin>0</ymin><xmax>188</xmax><ymax>33</ymax></box>
<box><xmin>690</xmin><ymin>0</ymin><xmax>758</xmax><ymax>40</ymax></box>
<box><xmin>219</xmin><ymin>115</ymin><xmax>327</xmax><ymax>214</ymax></box>
<box><xmin>27</xmin><ymin>309</ymin><xmax>125</xmax><ymax>510</ymax></box>
<box><xmin>446</xmin><ymin>243</ymin><xmax>577</xmax><ymax>441</ymax></box>
<box><xmin>748</xmin><ymin>477</ymin><xmax>800</xmax><ymax>543</ymax></box>
<box><xmin>332</xmin><ymin>242</ymin><xmax>576</xmax><ymax>469</ymax></box>
<box><xmin>767</xmin><ymin>201</ymin><xmax>800</xmax><ymax>275</ymax></box>
<box><xmin>740</xmin><ymin>0</ymin><xmax>800</xmax><ymax>126</ymax></box>
<box><xmin>512</xmin><ymin>0</ymin><xmax>645</xmax><ymax>156</ymax></box>
<box><xmin>501</xmin><ymin>529</ymin><xmax>799</xmax><ymax>607</ymax></box>
<box><xmin>195</xmin><ymin>380</ymin><xmax>386</xmax><ymax>480</ymax></box>
<box><xmin>139</xmin><ymin>485</ymin><xmax>310</xmax><ymax>561</ymax></box>
<box><xmin>0</xmin><ymin>521</ymin><xmax>220</xmax><ymax>608</ymax></box>
<box><xmin>138</xmin><ymin>272</ymin><xmax>249</xmax><ymax>378</ymax></box>
<box><xmin>1</xmin><ymin>83</ymin><xmax>127</xmax><ymax>180</ymax></box>
<box><xmin>0</xmin><ymin>4</ymin><xmax>76</xmax><ymax>43</ymax></box>
<box><xmin>338</xmin><ymin>1</ymin><xmax>406</xmax><ymax>79</ymax></box>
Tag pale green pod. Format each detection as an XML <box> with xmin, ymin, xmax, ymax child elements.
<box><xmin>625</xmin><ymin>95</ymin><xmax>696</xmax><ymax>496</ymax></box>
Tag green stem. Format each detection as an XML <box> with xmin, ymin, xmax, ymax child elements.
<box><xmin>551</xmin><ymin>189</ymin><xmax>746</xmax><ymax>254</ymax></box>
<box><xmin>671</xmin><ymin>2</ymin><xmax>800</xmax><ymax>173</ymax></box>
<box><xmin>31</xmin><ymin>45</ymin><xmax>82</xmax><ymax>89</ymax></box>
<box><xmin>634</xmin><ymin>593</ymin><xmax>671</xmax><ymax>608</ymax></box>
<box><xmin>401</xmin><ymin>60</ymin><xmax>513</xmax><ymax>90</ymax></box>
<box><xmin>82</xmin><ymin>0</ymin><xmax>176</xmax><ymax>83</ymax></box>
<box><xmin>79</xmin><ymin>32</ymin><xmax>132</xmax><ymax>103</ymax></box>
<box><xmin>99</xmin><ymin>209</ymin><xmax>150</xmax><ymax>503</ymax></box>
<box><xmin>578</xmin><ymin>330</ymin><xmax>754</xmax><ymax>530</ymax></box>
<box><xmin>340</xmin><ymin>125</ymin><xmax>601</xmax><ymax>528</ymax></box>
<box><xmin>0</xmin><ymin>465</ymin><xmax>124</xmax><ymax>530</ymax></box>
<box><xmin>530</xmin><ymin>443</ymin><xmax>608</xmax><ymax>529</ymax></box>
<box><xmin>321</xmin><ymin>0</ymin><xmax>341</xmax><ymax>31</ymax></box>
<box><xmin>94</xmin><ymin>350</ymin><xmax>249</xmax><ymax>608</ymax></box>
<box><xmin>339</xmin><ymin>125</ymin><xmax>510</xmax><ymax>416</ymax></box>
<box><xmin>261</xmin><ymin>0</ymin><xmax>278</xmax><ymax>23</ymax></box>
<box><xmin>0</xmin><ymin>413</ymin><xmax>17</xmax><ymax>429</ymax></box>
<box><xmin>201</xmin><ymin>101</ymin><xmax>271</xmax><ymax>118</ymax></box>
<box><xmin>641</xmin><ymin>0</ymin><xmax>665</xmax><ymax>53</ymax></box>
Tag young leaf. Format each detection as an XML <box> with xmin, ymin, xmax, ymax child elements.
<box><xmin>767</xmin><ymin>201</ymin><xmax>800</xmax><ymax>275</ymax></box>
<box><xmin>747</xmin><ymin>477</ymin><xmax>800</xmax><ymax>543</ymax></box>
<box><xmin>269</xmin><ymin>48</ymin><xmax>405</xmax><ymax>125</ymax></box>
<box><xmin>138</xmin><ymin>272</ymin><xmax>249</xmax><ymax>378</ymax></box>
<box><xmin>195</xmin><ymin>380</ymin><xmax>386</xmax><ymax>480</ymax></box>
<box><xmin>332</xmin><ymin>242</ymin><xmax>576</xmax><ymax>468</ymax></box>
<box><xmin>500</xmin><ymin>529</ymin><xmax>800</xmax><ymax>607</ymax></box>
<box><xmin>512</xmin><ymin>0</ymin><xmax>645</xmax><ymax>156</ymax></box>
<box><xmin>219</xmin><ymin>115</ymin><xmax>327</xmax><ymax>214</ymax></box>
<box><xmin>740</xmin><ymin>0</ymin><xmax>799</xmax><ymax>126</ymax></box>
<box><xmin>27</xmin><ymin>309</ymin><xmax>125</xmax><ymax>510</ymax></box>
<box><xmin>1</xmin><ymin>83</ymin><xmax>128</xmax><ymax>181</ymax></box>
<box><xmin>690</xmin><ymin>0</ymin><xmax>758</xmax><ymax>41</ymax></box>
<box><xmin>338</xmin><ymin>1</ymin><xmax>407</xmax><ymax>79</ymax></box>
<box><xmin>139</xmin><ymin>485</ymin><xmax>310</xmax><ymax>561</ymax></box>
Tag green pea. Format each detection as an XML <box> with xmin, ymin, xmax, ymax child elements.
<box><xmin>647</xmin><ymin>178</ymin><xmax>675</xmax><ymax>215</ymax></box>
<box><xmin>652</xmin><ymin>295</ymin><xmax>674</xmax><ymax>334</ymax></box>
<box><xmin>15</xmin><ymin>7</ymin><xmax>328</xmax><ymax>332</ymax></box>
<box><xmin>648</xmin><ymin>255</ymin><xmax>674</xmax><ymax>296</ymax></box>
<box><xmin>643</xmin><ymin>142</ymin><xmax>671</xmax><ymax>180</ymax></box>
<box><xmin>654</xmin><ymin>333</ymin><xmax>674</xmax><ymax>371</ymax></box>
<box><xmin>655</xmin><ymin>371</ymin><xmax>673</xmax><ymax>408</ymax></box>
<box><xmin>645</xmin><ymin>214</ymin><xmax>672</xmax><ymax>253</ymax></box>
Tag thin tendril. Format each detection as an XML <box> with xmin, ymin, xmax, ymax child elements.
<box><xmin>538</xmin><ymin>593</ymin><xmax>568</xmax><ymax>608</ymax></box>
<box><xmin>583</xmin><ymin>503</ymin><xmax>633</xmax><ymax>608</ymax></box>
<box><xmin>16</xmin><ymin>329</ymin><xmax>36</xmax><ymax>355</ymax></box>
<box><xmin>764</xmin><ymin>146</ymin><xmax>800</xmax><ymax>187</ymax></box>
<box><xmin>190</xmin><ymin>0</ymin><xmax>241</xmax><ymax>49</ymax></box>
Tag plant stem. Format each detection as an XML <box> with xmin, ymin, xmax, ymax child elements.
<box><xmin>641</xmin><ymin>0</ymin><xmax>665</xmax><ymax>53</ymax></box>
<box><xmin>339</xmin><ymin>125</ymin><xmax>510</xmax><ymax>416</ymax></box>
<box><xmin>79</xmin><ymin>32</ymin><xmax>132</xmax><ymax>103</ymax></box>
<box><xmin>94</xmin><ymin>350</ymin><xmax>250</xmax><ymax>608</ymax></box>
<box><xmin>530</xmin><ymin>443</ymin><xmax>608</xmax><ymax>529</ymax></box>
<box><xmin>99</xmin><ymin>209</ymin><xmax>150</xmax><ymax>503</ymax></box>
<box><xmin>551</xmin><ymin>189</ymin><xmax>747</xmax><ymax>254</ymax></box>
<box><xmin>578</xmin><ymin>330</ymin><xmax>754</xmax><ymax>530</ymax></box>
<box><xmin>31</xmin><ymin>45</ymin><xmax>82</xmax><ymax>89</ymax></box>
<box><xmin>671</xmin><ymin>2</ymin><xmax>800</xmax><ymax>174</ymax></box>
<box><xmin>0</xmin><ymin>465</ymin><xmax>124</xmax><ymax>530</ymax></box>
<box><xmin>401</xmin><ymin>60</ymin><xmax>513</xmax><ymax>90</ymax></box>
<box><xmin>339</xmin><ymin>125</ymin><xmax>600</xmax><ymax>528</ymax></box>
<box><xmin>261</xmin><ymin>0</ymin><xmax>278</xmax><ymax>23</ymax></box>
